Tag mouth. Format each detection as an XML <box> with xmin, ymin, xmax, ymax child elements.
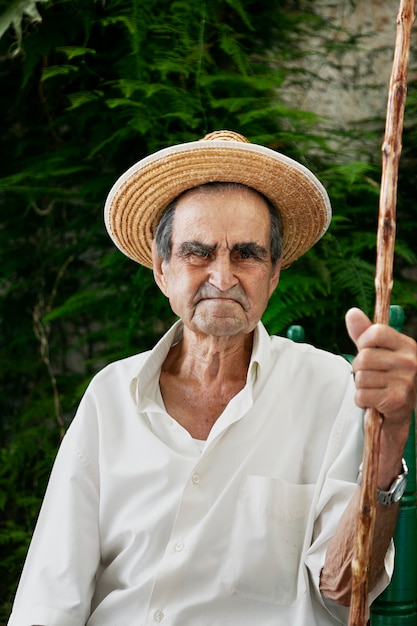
<box><xmin>196</xmin><ymin>297</ymin><xmax>247</xmax><ymax>313</ymax></box>
<box><xmin>194</xmin><ymin>284</ymin><xmax>249</xmax><ymax>310</ymax></box>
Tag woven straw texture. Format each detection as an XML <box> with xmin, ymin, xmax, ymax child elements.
<box><xmin>105</xmin><ymin>131</ymin><xmax>331</xmax><ymax>269</ymax></box>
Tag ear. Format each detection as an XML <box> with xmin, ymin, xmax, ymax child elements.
<box><xmin>151</xmin><ymin>239</ymin><xmax>169</xmax><ymax>296</ymax></box>
<box><xmin>268</xmin><ymin>259</ymin><xmax>282</xmax><ymax>297</ymax></box>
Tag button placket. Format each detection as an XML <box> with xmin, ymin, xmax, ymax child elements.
<box><xmin>154</xmin><ymin>609</ymin><xmax>164</xmax><ymax>622</ymax></box>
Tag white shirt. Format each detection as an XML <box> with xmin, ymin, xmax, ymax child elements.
<box><xmin>8</xmin><ymin>321</ymin><xmax>392</xmax><ymax>626</ymax></box>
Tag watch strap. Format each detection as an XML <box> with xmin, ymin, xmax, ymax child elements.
<box><xmin>357</xmin><ymin>458</ymin><xmax>408</xmax><ymax>506</ymax></box>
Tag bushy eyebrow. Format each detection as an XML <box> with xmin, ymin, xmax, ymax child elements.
<box><xmin>176</xmin><ymin>240</ymin><xmax>269</xmax><ymax>260</ymax></box>
<box><xmin>176</xmin><ymin>241</ymin><xmax>217</xmax><ymax>257</ymax></box>
<box><xmin>232</xmin><ymin>242</ymin><xmax>269</xmax><ymax>259</ymax></box>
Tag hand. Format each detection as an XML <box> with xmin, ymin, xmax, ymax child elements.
<box><xmin>345</xmin><ymin>307</ymin><xmax>417</xmax><ymax>487</ymax></box>
<box><xmin>345</xmin><ymin>307</ymin><xmax>417</xmax><ymax>424</ymax></box>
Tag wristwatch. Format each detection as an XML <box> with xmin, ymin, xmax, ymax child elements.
<box><xmin>357</xmin><ymin>458</ymin><xmax>408</xmax><ymax>506</ymax></box>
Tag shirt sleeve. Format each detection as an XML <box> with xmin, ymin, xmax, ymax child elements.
<box><xmin>8</xmin><ymin>393</ymin><xmax>101</xmax><ymax>626</ymax></box>
<box><xmin>303</xmin><ymin>375</ymin><xmax>395</xmax><ymax>624</ymax></box>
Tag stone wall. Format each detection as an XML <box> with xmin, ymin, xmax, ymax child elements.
<box><xmin>282</xmin><ymin>0</ymin><xmax>417</xmax><ymax>154</ymax></box>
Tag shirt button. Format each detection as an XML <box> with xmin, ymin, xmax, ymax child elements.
<box><xmin>175</xmin><ymin>541</ymin><xmax>185</xmax><ymax>552</ymax></box>
<box><xmin>192</xmin><ymin>473</ymin><xmax>200</xmax><ymax>484</ymax></box>
<box><xmin>154</xmin><ymin>610</ymin><xmax>164</xmax><ymax>622</ymax></box>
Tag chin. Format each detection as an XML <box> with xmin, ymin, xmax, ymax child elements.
<box><xmin>193</xmin><ymin>318</ymin><xmax>249</xmax><ymax>337</ymax></box>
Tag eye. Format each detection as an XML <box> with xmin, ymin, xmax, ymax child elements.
<box><xmin>232</xmin><ymin>243</ymin><xmax>268</xmax><ymax>262</ymax></box>
<box><xmin>238</xmin><ymin>248</ymin><xmax>255</xmax><ymax>260</ymax></box>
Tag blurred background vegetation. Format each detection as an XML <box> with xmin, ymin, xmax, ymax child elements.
<box><xmin>0</xmin><ymin>0</ymin><xmax>416</xmax><ymax>620</ymax></box>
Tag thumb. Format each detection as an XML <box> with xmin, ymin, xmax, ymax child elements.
<box><xmin>345</xmin><ymin>307</ymin><xmax>372</xmax><ymax>349</ymax></box>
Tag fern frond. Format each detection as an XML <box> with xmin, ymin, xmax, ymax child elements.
<box><xmin>56</xmin><ymin>46</ymin><xmax>96</xmax><ymax>60</ymax></box>
<box><xmin>42</xmin><ymin>64</ymin><xmax>78</xmax><ymax>81</ymax></box>
<box><xmin>332</xmin><ymin>256</ymin><xmax>376</xmax><ymax>314</ymax></box>
<box><xmin>66</xmin><ymin>90</ymin><xmax>104</xmax><ymax>110</ymax></box>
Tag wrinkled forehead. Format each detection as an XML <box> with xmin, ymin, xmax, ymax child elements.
<box><xmin>171</xmin><ymin>184</ymin><xmax>273</xmax><ymax>244</ymax></box>
<box><xmin>174</xmin><ymin>182</ymin><xmax>273</xmax><ymax>211</ymax></box>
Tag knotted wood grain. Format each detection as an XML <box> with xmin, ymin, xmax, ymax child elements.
<box><xmin>348</xmin><ymin>2</ymin><xmax>416</xmax><ymax>624</ymax></box>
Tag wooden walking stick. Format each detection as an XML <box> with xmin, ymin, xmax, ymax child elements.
<box><xmin>348</xmin><ymin>1</ymin><xmax>416</xmax><ymax>625</ymax></box>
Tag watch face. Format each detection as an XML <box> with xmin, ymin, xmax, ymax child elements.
<box><xmin>393</xmin><ymin>478</ymin><xmax>407</xmax><ymax>503</ymax></box>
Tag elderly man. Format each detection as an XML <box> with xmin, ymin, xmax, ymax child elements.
<box><xmin>8</xmin><ymin>131</ymin><xmax>417</xmax><ymax>626</ymax></box>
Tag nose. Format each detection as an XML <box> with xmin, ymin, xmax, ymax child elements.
<box><xmin>207</xmin><ymin>252</ymin><xmax>239</xmax><ymax>292</ymax></box>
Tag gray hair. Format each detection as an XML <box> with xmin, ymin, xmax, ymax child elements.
<box><xmin>154</xmin><ymin>182</ymin><xmax>283</xmax><ymax>266</ymax></box>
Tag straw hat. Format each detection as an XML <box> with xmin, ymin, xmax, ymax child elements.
<box><xmin>104</xmin><ymin>130</ymin><xmax>331</xmax><ymax>269</ymax></box>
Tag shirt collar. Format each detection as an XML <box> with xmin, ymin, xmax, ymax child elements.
<box><xmin>131</xmin><ymin>320</ymin><xmax>183</xmax><ymax>411</ymax></box>
<box><xmin>248</xmin><ymin>321</ymin><xmax>272</xmax><ymax>383</ymax></box>
<box><xmin>131</xmin><ymin>320</ymin><xmax>272</xmax><ymax>410</ymax></box>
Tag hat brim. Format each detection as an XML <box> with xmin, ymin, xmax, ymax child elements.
<box><xmin>104</xmin><ymin>139</ymin><xmax>331</xmax><ymax>269</ymax></box>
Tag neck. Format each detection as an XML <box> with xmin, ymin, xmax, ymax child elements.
<box><xmin>163</xmin><ymin>327</ymin><xmax>254</xmax><ymax>383</ymax></box>
<box><xmin>158</xmin><ymin>326</ymin><xmax>256</xmax><ymax>439</ymax></box>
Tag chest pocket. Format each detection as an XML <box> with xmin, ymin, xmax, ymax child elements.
<box><xmin>223</xmin><ymin>475</ymin><xmax>315</xmax><ymax>606</ymax></box>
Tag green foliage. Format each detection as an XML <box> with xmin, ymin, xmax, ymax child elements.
<box><xmin>0</xmin><ymin>0</ymin><xmax>416</xmax><ymax>621</ymax></box>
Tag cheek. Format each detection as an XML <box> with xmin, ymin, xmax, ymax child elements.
<box><xmin>249</xmin><ymin>272</ymin><xmax>276</xmax><ymax>298</ymax></box>
<box><xmin>165</xmin><ymin>272</ymin><xmax>197</xmax><ymax>304</ymax></box>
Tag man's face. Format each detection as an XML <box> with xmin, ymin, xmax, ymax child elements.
<box><xmin>152</xmin><ymin>186</ymin><xmax>281</xmax><ymax>339</ymax></box>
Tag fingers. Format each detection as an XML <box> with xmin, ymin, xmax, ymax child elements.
<box><xmin>353</xmin><ymin>374</ymin><xmax>415</xmax><ymax>426</ymax></box>
<box><xmin>345</xmin><ymin>307</ymin><xmax>417</xmax><ymax>423</ymax></box>
<box><xmin>345</xmin><ymin>307</ymin><xmax>372</xmax><ymax>348</ymax></box>
<box><xmin>345</xmin><ymin>307</ymin><xmax>404</xmax><ymax>352</ymax></box>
